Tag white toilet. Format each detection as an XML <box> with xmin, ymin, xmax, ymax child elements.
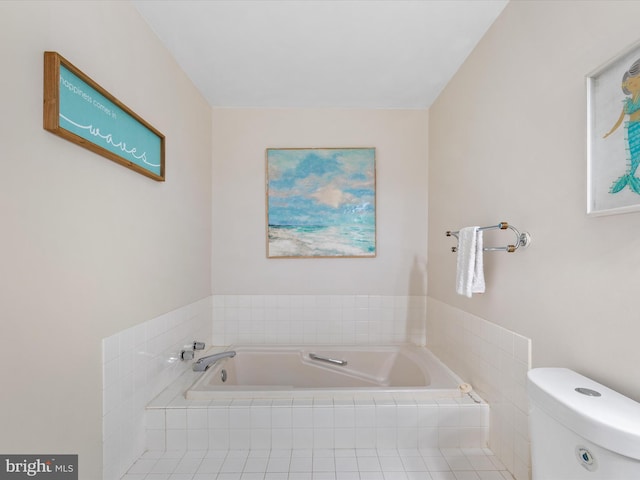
<box><xmin>528</xmin><ymin>368</ymin><xmax>640</xmax><ymax>479</ymax></box>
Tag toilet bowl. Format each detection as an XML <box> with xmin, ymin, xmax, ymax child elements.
<box><xmin>528</xmin><ymin>368</ymin><xmax>640</xmax><ymax>479</ymax></box>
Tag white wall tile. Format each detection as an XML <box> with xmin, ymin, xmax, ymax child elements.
<box><xmin>417</xmin><ymin>406</ymin><xmax>439</xmax><ymax>427</ymax></box>
<box><xmin>426</xmin><ymin>297</ymin><xmax>531</xmax><ymax>480</ymax></box>
<box><xmin>102</xmin><ymin>297</ymin><xmax>213</xmax><ymax>480</ymax></box>
<box><xmin>229</xmin><ymin>408</ymin><xmax>251</xmax><ymax>429</ymax></box>
<box><xmin>459</xmin><ymin>427</ymin><xmax>488</xmax><ymax>448</ymax></box>
<box><xmin>167</xmin><ymin>428</ymin><xmax>188</xmax><ymax>451</ymax></box>
<box><xmin>375</xmin><ymin>405</ymin><xmax>397</xmax><ymax>428</ymax></box>
<box><xmin>251</xmin><ymin>406</ymin><xmax>272</xmax><ymax>429</ymax></box>
<box><xmin>314</xmin><ymin>428</ymin><xmax>335</xmax><ymax>448</ymax></box>
<box><xmin>292</xmin><ymin>428</ymin><xmax>314</xmax><ymax>449</ymax></box>
<box><xmin>334</xmin><ymin>407</ymin><xmax>355</xmax><ymax>428</ymax></box>
<box><xmin>187</xmin><ymin>428</ymin><xmax>209</xmax><ymax>450</ymax></box>
<box><xmin>438</xmin><ymin>406</ymin><xmax>460</xmax><ymax>428</ymax></box>
<box><xmin>167</xmin><ymin>409</ymin><xmax>187</xmax><ymax>429</ymax></box>
<box><xmin>146</xmin><ymin>410</ymin><xmax>166</xmax><ymax>429</ymax></box>
<box><xmin>376</xmin><ymin>428</ymin><xmax>396</xmax><ymax>449</ymax></box>
<box><xmin>418</xmin><ymin>427</ymin><xmax>439</xmax><ymax>448</ymax></box>
<box><xmin>355</xmin><ymin>406</ymin><xmax>376</xmax><ymax>428</ymax></box>
<box><xmin>251</xmin><ymin>429</ymin><xmax>272</xmax><ymax>449</ymax></box>
<box><xmin>459</xmin><ymin>406</ymin><xmax>487</xmax><ymax>428</ymax></box>
<box><xmin>145</xmin><ymin>429</ymin><xmax>166</xmax><ymax>451</ymax></box>
<box><xmin>187</xmin><ymin>409</ymin><xmax>208</xmax><ymax>430</ymax></box>
<box><xmin>334</xmin><ymin>428</ymin><xmax>355</xmax><ymax>449</ymax></box>
<box><xmin>208</xmin><ymin>428</ymin><xmax>230</xmax><ymax>450</ymax></box>
<box><xmin>397</xmin><ymin>427</ymin><xmax>418</xmax><ymax>449</ymax></box>
<box><xmin>212</xmin><ymin>294</ymin><xmax>426</xmax><ymax>346</ymax></box>
<box><xmin>271</xmin><ymin>408</ymin><xmax>292</xmax><ymax>429</ymax></box>
<box><xmin>103</xmin><ymin>335</ymin><xmax>120</xmax><ymax>364</ymax></box>
<box><xmin>229</xmin><ymin>429</ymin><xmax>251</xmax><ymax>449</ymax></box>
<box><xmin>355</xmin><ymin>428</ymin><xmax>376</xmax><ymax>449</ymax></box>
<box><xmin>293</xmin><ymin>407</ymin><xmax>313</xmax><ymax>428</ymax></box>
<box><xmin>271</xmin><ymin>428</ymin><xmax>293</xmax><ymax>449</ymax></box>
<box><xmin>438</xmin><ymin>428</ymin><xmax>459</xmax><ymax>448</ymax></box>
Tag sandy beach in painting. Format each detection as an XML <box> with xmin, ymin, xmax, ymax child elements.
<box><xmin>268</xmin><ymin>225</ymin><xmax>375</xmax><ymax>257</ymax></box>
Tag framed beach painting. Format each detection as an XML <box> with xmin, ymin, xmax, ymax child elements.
<box><xmin>266</xmin><ymin>147</ymin><xmax>376</xmax><ymax>258</ymax></box>
<box><xmin>587</xmin><ymin>41</ymin><xmax>640</xmax><ymax>216</ymax></box>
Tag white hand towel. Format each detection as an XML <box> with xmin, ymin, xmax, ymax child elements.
<box><xmin>456</xmin><ymin>226</ymin><xmax>486</xmax><ymax>298</ymax></box>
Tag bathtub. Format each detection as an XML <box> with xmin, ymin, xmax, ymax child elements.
<box><xmin>185</xmin><ymin>344</ymin><xmax>466</xmax><ymax>400</ymax></box>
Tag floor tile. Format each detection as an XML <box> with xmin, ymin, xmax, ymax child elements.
<box><xmin>406</xmin><ymin>473</ymin><xmax>433</xmax><ymax>480</ymax></box>
<box><xmin>467</xmin><ymin>455</ymin><xmax>496</xmax><ymax>471</ymax></box>
<box><xmin>401</xmin><ymin>456</ymin><xmax>427</xmax><ymax>472</ymax></box>
<box><xmin>453</xmin><ymin>471</ymin><xmax>481</xmax><ymax>480</ymax></box>
<box><xmin>265</xmin><ymin>474</ymin><xmax>288</xmax><ymax>480</ymax></box>
<box><xmin>445</xmin><ymin>455</ymin><xmax>474</xmax><ymax>471</ymax></box>
<box><xmin>477</xmin><ymin>472</ymin><xmax>508</xmax><ymax>480</ymax></box>
<box><xmin>423</xmin><ymin>456</ymin><xmax>451</xmax><ymax>472</ymax></box>
<box><xmin>290</xmin><ymin>457</ymin><xmax>313</xmax><ymax>472</ymax></box>
<box><xmin>336</xmin><ymin>472</ymin><xmax>360</xmax><ymax>480</ymax></box>
<box><xmin>174</xmin><ymin>457</ymin><xmax>203</xmax><ymax>474</ymax></box>
<box><xmin>120</xmin><ymin>447</ymin><xmax>513</xmax><ymax>480</ymax></box>
<box><xmin>335</xmin><ymin>457</ymin><xmax>358</xmax><ymax>472</ymax></box>
<box><xmin>430</xmin><ymin>472</ymin><xmax>456</xmax><ymax>480</ymax></box>
<box><xmin>145</xmin><ymin>474</ymin><xmax>170</xmax><ymax>480</ymax></box>
<box><xmin>380</xmin><ymin>456</ymin><xmax>405</xmax><ymax>471</ymax></box>
<box><xmin>151</xmin><ymin>458</ymin><xmax>181</xmax><ymax>474</ymax></box>
<box><xmin>197</xmin><ymin>457</ymin><xmax>224</xmax><ymax>474</ymax></box>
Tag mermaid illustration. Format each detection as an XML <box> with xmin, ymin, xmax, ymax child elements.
<box><xmin>604</xmin><ymin>58</ymin><xmax>640</xmax><ymax>194</ymax></box>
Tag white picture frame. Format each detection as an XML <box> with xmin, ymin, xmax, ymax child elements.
<box><xmin>587</xmin><ymin>41</ymin><xmax>640</xmax><ymax>216</ymax></box>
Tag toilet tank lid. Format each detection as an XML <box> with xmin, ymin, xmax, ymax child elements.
<box><xmin>527</xmin><ymin>368</ymin><xmax>640</xmax><ymax>460</ymax></box>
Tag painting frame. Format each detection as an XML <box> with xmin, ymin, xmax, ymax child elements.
<box><xmin>587</xmin><ymin>41</ymin><xmax>640</xmax><ymax>216</ymax></box>
<box><xmin>43</xmin><ymin>51</ymin><xmax>165</xmax><ymax>181</ymax></box>
<box><xmin>266</xmin><ymin>147</ymin><xmax>376</xmax><ymax>258</ymax></box>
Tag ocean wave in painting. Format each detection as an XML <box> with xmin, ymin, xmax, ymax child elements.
<box><xmin>268</xmin><ymin>224</ymin><xmax>375</xmax><ymax>257</ymax></box>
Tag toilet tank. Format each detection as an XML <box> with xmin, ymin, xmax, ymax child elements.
<box><xmin>528</xmin><ymin>368</ymin><xmax>640</xmax><ymax>480</ymax></box>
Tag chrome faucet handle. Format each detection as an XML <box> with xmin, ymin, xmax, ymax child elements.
<box><xmin>193</xmin><ymin>341</ymin><xmax>206</xmax><ymax>350</ymax></box>
<box><xmin>181</xmin><ymin>349</ymin><xmax>195</xmax><ymax>361</ymax></box>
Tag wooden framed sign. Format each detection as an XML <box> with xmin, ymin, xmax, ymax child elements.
<box><xmin>43</xmin><ymin>51</ymin><xmax>165</xmax><ymax>181</ymax></box>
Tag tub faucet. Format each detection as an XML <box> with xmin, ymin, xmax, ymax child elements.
<box><xmin>192</xmin><ymin>351</ymin><xmax>236</xmax><ymax>372</ymax></box>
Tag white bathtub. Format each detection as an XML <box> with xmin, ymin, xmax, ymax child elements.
<box><xmin>186</xmin><ymin>344</ymin><xmax>465</xmax><ymax>400</ymax></box>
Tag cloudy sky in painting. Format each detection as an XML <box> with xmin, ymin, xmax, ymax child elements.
<box><xmin>267</xmin><ymin>148</ymin><xmax>375</xmax><ymax>227</ymax></box>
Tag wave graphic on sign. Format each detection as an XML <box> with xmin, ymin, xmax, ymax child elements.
<box><xmin>59</xmin><ymin>113</ymin><xmax>160</xmax><ymax>167</ymax></box>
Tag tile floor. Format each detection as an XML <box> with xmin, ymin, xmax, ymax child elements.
<box><xmin>120</xmin><ymin>447</ymin><xmax>514</xmax><ymax>480</ymax></box>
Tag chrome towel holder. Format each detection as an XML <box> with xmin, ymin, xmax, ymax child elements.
<box><xmin>446</xmin><ymin>222</ymin><xmax>531</xmax><ymax>253</ymax></box>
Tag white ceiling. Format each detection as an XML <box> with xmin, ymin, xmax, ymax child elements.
<box><xmin>132</xmin><ymin>0</ymin><xmax>508</xmax><ymax>109</ymax></box>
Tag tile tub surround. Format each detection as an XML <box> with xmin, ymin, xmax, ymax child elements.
<box><xmin>212</xmin><ymin>295</ymin><xmax>427</xmax><ymax>346</ymax></box>
<box><xmin>144</xmin><ymin>369</ymin><xmax>490</xmax><ymax>453</ymax></box>
<box><xmin>102</xmin><ymin>297</ymin><xmax>213</xmax><ymax>480</ymax></box>
<box><xmin>426</xmin><ymin>298</ymin><xmax>531</xmax><ymax>480</ymax></box>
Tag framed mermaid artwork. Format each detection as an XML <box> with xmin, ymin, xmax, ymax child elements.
<box><xmin>588</xmin><ymin>41</ymin><xmax>640</xmax><ymax>216</ymax></box>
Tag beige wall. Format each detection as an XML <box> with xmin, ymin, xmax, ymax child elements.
<box><xmin>428</xmin><ymin>1</ymin><xmax>640</xmax><ymax>402</ymax></box>
<box><xmin>9</xmin><ymin>0</ymin><xmax>638</xmax><ymax>476</ymax></box>
<box><xmin>0</xmin><ymin>1</ymin><xmax>212</xmax><ymax>477</ymax></box>
<box><xmin>211</xmin><ymin>108</ymin><xmax>428</xmax><ymax>296</ymax></box>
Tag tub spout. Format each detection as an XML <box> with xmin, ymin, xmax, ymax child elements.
<box><xmin>192</xmin><ymin>351</ymin><xmax>236</xmax><ymax>372</ymax></box>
